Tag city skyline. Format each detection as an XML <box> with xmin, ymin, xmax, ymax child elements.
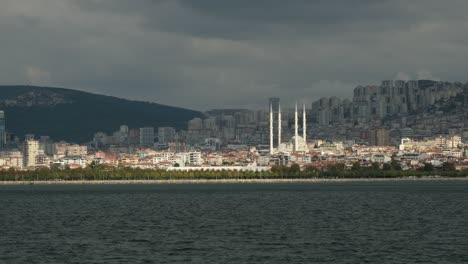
<box><xmin>2</xmin><ymin>1</ymin><xmax>468</xmax><ymax>110</ymax></box>
<box><xmin>0</xmin><ymin>78</ymin><xmax>467</xmax><ymax>146</ymax></box>
<box><xmin>2</xmin><ymin>2</ymin><xmax>468</xmax><ymax>263</ymax></box>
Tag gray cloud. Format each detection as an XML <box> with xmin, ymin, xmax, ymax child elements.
<box><xmin>1</xmin><ymin>0</ymin><xmax>468</xmax><ymax>110</ymax></box>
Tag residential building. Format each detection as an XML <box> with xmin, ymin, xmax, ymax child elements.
<box><xmin>24</xmin><ymin>139</ymin><xmax>39</xmax><ymax>168</ymax></box>
<box><xmin>158</xmin><ymin>127</ymin><xmax>176</xmax><ymax>144</ymax></box>
<box><xmin>60</xmin><ymin>156</ymin><xmax>87</xmax><ymax>168</ymax></box>
<box><xmin>139</xmin><ymin>127</ymin><xmax>154</xmax><ymax>147</ymax></box>
<box><xmin>372</xmin><ymin>128</ymin><xmax>390</xmax><ymax>146</ymax></box>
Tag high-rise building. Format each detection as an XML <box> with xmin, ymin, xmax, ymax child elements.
<box><xmin>139</xmin><ymin>127</ymin><xmax>154</xmax><ymax>147</ymax></box>
<box><xmin>203</xmin><ymin>117</ymin><xmax>217</xmax><ymax>130</ymax></box>
<box><xmin>400</xmin><ymin>127</ymin><xmax>414</xmax><ymax>139</ymax></box>
<box><xmin>372</xmin><ymin>128</ymin><xmax>390</xmax><ymax>146</ymax></box>
<box><xmin>158</xmin><ymin>127</ymin><xmax>176</xmax><ymax>144</ymax></box>
<box><xmin>310</xmin><ymin>80</ymin><xmax>462</xmax><ymax>127</ymax></box>
<box><xmin>128</xmin><ymin>129</ymin><xmax>140</xmax><ymax>145</ymax></box>
<box><xmin>39</xmin><ymin>136</ymin><xmax>55</xmax><ymax>156</ymax></box>
<box><xmin>188</xmin><ymin>118</ymin><xmax>203</xmax><ymax>131</ymax></box>
<box><xmin>120</xmin><ymin>125</ymin><xmax>129</xmax><ymax>134</ymax></box>
<box><xmin>24</xmin><ymin>139</ymin><xmax>39</xmax><ymax>168</ymax></box>
<box><xmin>0</xmin><ymin>111</ymin><xmax>5</xmax><ymax>148</ymax></box>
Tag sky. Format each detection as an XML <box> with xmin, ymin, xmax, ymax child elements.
<box><xmin>1</xmin><ymin>0</ymin><xmax>468</xmax><ymax>110</ymax></box>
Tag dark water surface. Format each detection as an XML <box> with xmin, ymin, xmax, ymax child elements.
<box><xmin>1</xmin><ymin>181</ymin><xmax>468</xmax><ymax>263</ymax></box>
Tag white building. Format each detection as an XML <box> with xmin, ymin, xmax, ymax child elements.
<box><xmin>187</xmin><ymin>152</ymin><xmax>202</xmax><ymax>165</ymax></box>
<box><xmin>24</xmin><ymin>139</ymin><xmax>39</xmax><ymax>168</ymax></box>
<box><xmin>153</xmin><ymin>153</ymin><xmax>171</xmax><ymax>164</ymax></box>
<box><xmin>60</xmin><ymin>156</ymin><xmax>87</xmax><ymax>168</ymax></box>
<box><xmin>166</xmin><ymin>166</ymin><xmax>269</xmax><ymax>172</ymax></box>
<box><xmin>54</xmin><ymin>143</ymin><xmax>88</xmax><ymax>157</ymax></box>
<box><xmin>269</xmin><ymin>102</ymin><xmax>309</xmax><ymax>154</ymax></box>
<box><xmin>448</xmin><ymin>135</ymin><xmax>462</xmax><ymax>148</ymax></box>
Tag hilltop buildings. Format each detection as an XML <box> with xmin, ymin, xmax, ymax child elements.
<box><xmin>312</xmin><ymin>80</ymin><xmax>463</xmax><ymax>126</ymax></box>
<box><xmin>1</xmin><ymin>79</ymin><xmax>468</xmax><ymax>172</ymax></box>
<box><xmin>158</xmin><ymin>127</ymin><xmax>176</xmax><ymax>144</ymax></box>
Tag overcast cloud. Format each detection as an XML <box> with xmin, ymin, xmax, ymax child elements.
<box><xmin>1</xmin><ymin>0</ymin><xmax>467</xmax><ymax>110</ymax></box>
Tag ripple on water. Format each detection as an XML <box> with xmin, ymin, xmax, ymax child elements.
<box><xmin>0</xmin><ymin>181</ymin><xmax>467</xmax><ymax>263</ymax></box>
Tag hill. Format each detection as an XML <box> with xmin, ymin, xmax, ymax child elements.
<box><xmin>0</xmin><ymin>85</ymin><xmax>203</xmax><ymax>143</ymax></box>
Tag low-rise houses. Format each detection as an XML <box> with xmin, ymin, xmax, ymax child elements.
<box><xmin>59</xmin><ymin>156</ymin><xmax>88</xmax><ymax>168</ymax></box>
<box><xmin>0</xmin><ymin>150</ymin><xmax>23</xmax><ymax>170</ymax></box>
<box><xmin>2</xmin><ymin>131</ymin><xmax>468</xmax><ymax>173</ymax></box>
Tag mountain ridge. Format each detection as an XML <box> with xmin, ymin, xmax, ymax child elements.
<box><xmin>0</xmin><ymin>85</ymin><xmax>203</xmax><ymax>143</ymax></box>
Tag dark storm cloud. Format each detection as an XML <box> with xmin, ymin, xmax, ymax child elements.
<box><xmin>75</xmin><ymin>0</ymin><xmax>415</xmax><ymax>40</ymax></box>
<box><xmin>1</xmin><ymin>0</ymin><xmax>468</xmax><ymax>110</ymax></box>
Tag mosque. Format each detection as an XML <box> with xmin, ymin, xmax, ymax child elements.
<box><xmin>269</xmin><ymin>102</ymin><xmax>309</xmax><ymax>154</ymax></box>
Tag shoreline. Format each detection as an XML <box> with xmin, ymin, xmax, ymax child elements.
<box><xmin>1</xmin><ymin>177</ymin><xmax>468</xmax><ymax>185</ymax></box>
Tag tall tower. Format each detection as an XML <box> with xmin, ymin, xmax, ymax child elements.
<box><xmin>278</xmin><ymin>104</ymin><xmax>282</xmax><ymax>147</ymax></box>
<box><xmin>303</xmin><ymin>104</ymin><xmax>306</xmax><ymax>142</ymax></box>
<box><xmin>268</xmin><ymin>97</ymin><xmax>280</xmax><ymax>150</ymax></box>
<box><xmin>269</xmin><ymin>103</ymin><xmax>274</xmax><ymax>154</ymax></box>
<box><xmin>294</xmin><ymin>102</ymin><xmax>298</xmax><ymax>152</ymax></box>
<box><xmin>0</xmin><ymin>111</ymin><xmax>5</xmax><ymax>148</ymax></box>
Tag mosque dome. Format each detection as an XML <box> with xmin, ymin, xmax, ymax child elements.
<box><xmin>289</xmin><ymin>135</ymin><xmax>305</xmax><ymax>144</ymax></box>
<box><xmin>289</xmin><ymin>136</ymin><xmax>309</xmax><ymax>152</ymax></box>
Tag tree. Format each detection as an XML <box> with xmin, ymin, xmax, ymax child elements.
<box><xmin>351</xmin><ymin>162</ymin><xmax>361</xmax><ymax>171</ymax></box>
<box><xmin>371</xmin><ymin>162</ymin><xmax>380</xmax><ymax>170</ymax></box>
<box><xmin>328</xmin><ymin>163</ymin><xmax>345</xmax><ymax>178</ymax></box>
<box><xmin>383</xmin><ymin>163</ymin><xmax>392</xmax><ymax>171</ymax></box>
<box><xmin>441</xmin><ymin>162</ymin><xmax>456</xmax><ymax>171</ymax></box>
<box><xmin>50</xmin><ymin>163</ymin><xmax>61</xmax><ymax>170</ymax></box>
<box><xmin>390</xmin><ymin>158</ymin><xmax>402</xmax><ymax>170</ymax></box>
<box><xmin>289</xmin><ymin>164</ymin><xmax>301</xmax><ymax>175</ymax></box>
<box><xmin>88</xmin><ymin>160</ymin><xmax>97</xmax><ymax>169</ymax></box>
<box><xmin>329</xmin><ymin>163</ymin><xmax>345</xmax><ymax>172</ymax></box>
<box><xmin>420</xmin><ymin>163</ymin><xmax>434</xmax><ymax>172</ymax></box>
<box><xmin>304</xmin><ymin>165</ymin><xmax>317</xmax><ymax>173</ymax></box>
<box><xmin>174</xmin><ymin>163</ymin><xmax>180</xmax><ymax>167</ymax></box>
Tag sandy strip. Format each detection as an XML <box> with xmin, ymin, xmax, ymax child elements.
<box><xmin>1</xmin><ymin>177</ymin><xmax>468</xmax><ymax>185</ymax></box>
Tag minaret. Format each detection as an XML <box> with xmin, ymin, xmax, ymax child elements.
<box><xmin>269</xmin><ymin>103</ymin><xmax>274</xmax><ymax>154</ymax></box>
<box><xmin>294</xmin><ymin>102</ymin><xmax>298</xmax><ymax>152</ymax></box>
<box><xmin>303</xmin><ymin>104</ymin><xmax>306</xmax><ymax>142</ymax></box>
<box><xmin>278</xmin><ymin>104</ymin><xmax>282</xmax><ymax>148</ymax></box>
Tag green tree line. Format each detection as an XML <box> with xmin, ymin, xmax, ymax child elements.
<box><xmin>0</xmin><ymin>162</ymin><xmax>466</xmax><ymax>181</ymax></box>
